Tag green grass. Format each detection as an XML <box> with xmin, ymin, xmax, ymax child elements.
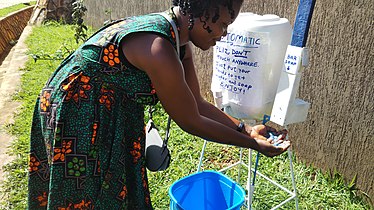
<box><xmin>0</xmin><ymin>22</ymin><xmax>373</xmax><ymax>210</ymax></box>
<box><xmin>0</xmin><ymin>1</ymin><xmax>36</xmax><ymax>18</ymax></box>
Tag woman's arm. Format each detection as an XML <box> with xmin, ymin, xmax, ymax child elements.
<box><xmin>122</xmin><ymin>34</ymin><xmax>289</xmax><ymax>157</ymax></box>
<box><xmin>182</xmin><ymin>43</ymin><xmax>281</xmax><ymax>139</ymax></box>
<box><xmin>182</xmin><ymin>43</ymin><xmax>240</xmax><ymax>127</ymax></box>
<box><xmin>182</xmin><ymin>43</ymin><xmax>289</xmax><ymax>142</ymax></box>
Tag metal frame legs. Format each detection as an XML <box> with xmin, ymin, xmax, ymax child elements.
<box><xmin>197</xmin><ymin>141</ymin><xmax>299</xmax><ymax>210</ymax></box>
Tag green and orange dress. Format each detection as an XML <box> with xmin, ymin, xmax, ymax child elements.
<box><xmin>28</xmin><ymin>10</ymin><xmax>181</xmax><ymax>210</ymax></box>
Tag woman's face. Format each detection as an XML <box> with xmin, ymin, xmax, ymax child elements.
<box><xmin>189</xmin><ymin>1</ymin><xmax>242</xmax><ymax>50</ymax></box>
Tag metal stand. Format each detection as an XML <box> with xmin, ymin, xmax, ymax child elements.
<box><xmin>197</xmin><ymin>124</ymin><xmax>299</xmax><ymax>209</ymax></box>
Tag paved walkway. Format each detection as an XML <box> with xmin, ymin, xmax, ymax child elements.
<box><xmin>0</xmin><ymin>0</ymin><xmax>34</xmax><ymax>9</ymax></box>
<box><xmin>0</xmin><ymin>0</ymin><xmax>35</xmax><ymax>183</ymax></box>
<box><xmin>0</xmin><ymin>25</ymin><xmax>32</xmax><ymax>183</ymax></box>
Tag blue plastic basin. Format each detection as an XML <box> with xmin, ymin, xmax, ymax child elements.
<box><xmin>169</xmin><ymin>171</ymin><xmax>245</xmax><ymax>210</ymax></box>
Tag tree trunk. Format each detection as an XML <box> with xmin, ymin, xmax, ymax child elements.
<box><xmin>29</xmin><ymin>0</ymin><xmax>74</xmax><ymax>25</ymax></box>
<box><xmin>29</xmin><ymin>0</ymin><xmax>49</xmax><ymax>25</ymax></box>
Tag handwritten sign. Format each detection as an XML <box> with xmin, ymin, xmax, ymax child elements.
<box><xmin>283</xmin><ymin>45</ymin><xmax>303</xmax><ymax>75</ymax></box>
<box><xmin>211</xmin><ymin>30</ymin><xmax>269</xmax><ymax>107</ymax></box>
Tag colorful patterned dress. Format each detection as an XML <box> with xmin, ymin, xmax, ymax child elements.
<box><xmin>28</xmin><ymin>10</ymin><xmax>181</xmax><ymax>210</ymax></box>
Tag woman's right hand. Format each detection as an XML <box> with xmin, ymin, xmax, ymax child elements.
<box><xmin>256</xmin><ymin>138</ymin><xmax>290</xmax><ymax>157</ymax></box>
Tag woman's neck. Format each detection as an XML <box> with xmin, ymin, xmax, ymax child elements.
<box><xmin>172</xmin><ymin>6</ymin><xmax>190</xmax><ymax>46</ymax></box>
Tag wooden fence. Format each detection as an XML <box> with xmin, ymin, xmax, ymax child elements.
<box><xmin>82</xmin><ymin>0</ymin><xmax>374</xmax><ymax>202</ymax></box>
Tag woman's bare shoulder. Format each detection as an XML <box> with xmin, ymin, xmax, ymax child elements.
<box><xmin>121</xmin><ymin>33</ymin><xmax>179</xmax><ymax>71</ymax></box>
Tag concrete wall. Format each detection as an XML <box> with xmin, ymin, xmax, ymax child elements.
<box><xmin>303</xmin><ymin>0</ymin><xmax>373</xmax><ymax>201</ymax></box>
<box><xmin>84</xmin><ymin>0</ymin><xmax>170</xmax><ymax>28</ymax></box>
<box><xmin>243</xmin><ymin>0</ymin><xmax>373</xmax><ymax>202</ymax></box>
<box><xmin>0</xmin><ymin>6</ymin><xmax>33</xmax><ymax>63</ymax></box>
<box><xmin>82</xmin><ymin>0</ymin><xmax>374</xmax><ymax>202</ymax></box>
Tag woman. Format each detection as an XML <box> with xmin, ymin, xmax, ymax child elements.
<box><xmin>28</xmin><ymin>0</ymin><xmax>290</xmax><ymax>209</ymax></box>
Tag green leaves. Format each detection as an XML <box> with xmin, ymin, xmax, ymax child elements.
<box><xmin>72</xmin><ymin>0</ymin><xmax>88</xmax><ymax>44</ymax></box>
<box><xmin>30</xmin><ymin>45</ymin><xmax>73</xmax><ymax>62</ymax></box>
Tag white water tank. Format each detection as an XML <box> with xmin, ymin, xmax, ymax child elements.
<box><xmin>211</xmin><ymin>13</ymin><xmax>292</xmax><ymax>120</ymax></box>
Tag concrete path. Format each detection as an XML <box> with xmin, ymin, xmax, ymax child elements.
<box><xmin>0</xmin><ymin>0</ymin><xmax>35</xmax><ymax>184</ymax></box>
<box><xmin>0</xmin><ymin>25</ymin><xmax>32</xmax><ymax>183</ymax></box>
<box><xmin>0</xmin><ymin>0</ymin><xmax>34</xmax><ymax>9</ymax></box>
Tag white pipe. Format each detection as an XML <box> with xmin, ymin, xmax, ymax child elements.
<box><xmin>285</xmin><ymin>125</ymin><xmax>299</xmax><ymax>210</ymax></box>
<box><xmin>197</xmin><ymin>140</ymin><xmax>208</xmax><ymax>172</ymax></box>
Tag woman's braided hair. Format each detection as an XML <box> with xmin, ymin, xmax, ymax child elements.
<box><xmin>172</xmin><ymin>0</ymin><xmax>240</xmax><ymax>32</ymax></box>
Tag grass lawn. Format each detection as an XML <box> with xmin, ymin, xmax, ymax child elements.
<box><xmin>0</xmin><ymin>22</ymin><xmax>372</xmax><ymax>210</ymax></box>
<box><xmin>0</xmin><ymin>1</ymin><xmax>36</xmax><ymax>18</ymax></box>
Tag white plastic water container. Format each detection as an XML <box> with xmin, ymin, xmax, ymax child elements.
<box><xmin>211</xmin><ymin>13</ymin><xmax>292</xmax><ymax>120</ymax></box>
